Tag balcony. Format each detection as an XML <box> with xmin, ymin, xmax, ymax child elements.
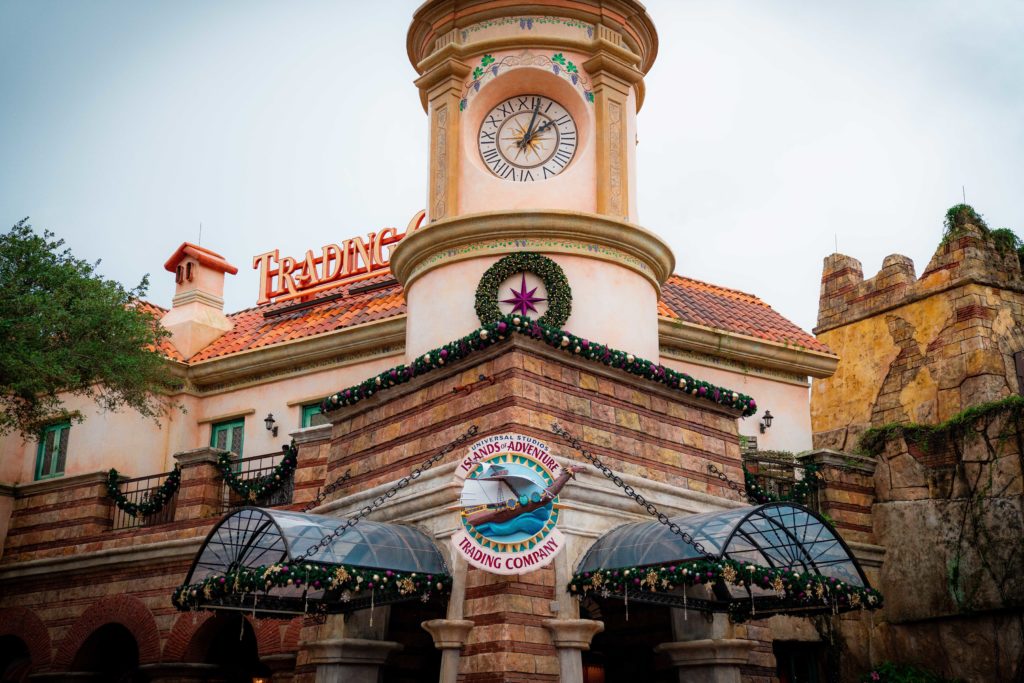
<box><xmin>219</xmin><ymin>449</ymin><xmax>295</xmax><ymax>512</ymax></box>
<box><xmin>111</xmin><ymin>470</ymin><xmax>180</xmax><ymax>530</ymax></box>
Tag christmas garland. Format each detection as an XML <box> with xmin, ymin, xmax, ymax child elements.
<box><xmin>475</xmin><ymin>252</ymin><xmax>572</xmax><ymax>328</ymax></box>
<box><xmin>569</xmin><ymin>557</ymin><xmax>882</xmax><ymax>619</ymax></box>
<box><xmin>217</xmin><ymin>446</ymin><xmax>298</xmax><ymax>503</ymax></box>
<box><xmin>743</xmin><ymin>463</ymin><xmax>822</xmax><ymax>506</ymax></box>
<box><xmin>321</xmin><ymin>314</ymin><xmax>757</xmax><ymax>417</ymax></box>
<box><xmin>106</xmin><ymin>465</ymin><xmax>181</xmax><ymax>517</ymax></box>
<box><xmin>172</xmin><ymin>561</ymin><xmax>452</xmax><ymax>611</ymax></box>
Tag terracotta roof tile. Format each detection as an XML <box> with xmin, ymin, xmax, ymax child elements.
<box><xmin>660</xmin><ymin>275</ymin><xmax>832</xmax><ymax>355</ymax></box>
<box><xmin>189</xmin><ymin>272</ymin><xmax>406</xmax><ymax>362</ymax></box>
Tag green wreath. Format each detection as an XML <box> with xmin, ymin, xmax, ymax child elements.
<box><xmin>475</xmin><ymin>252</ymin><xmax>572</xmax><ymax>328</ymax></box>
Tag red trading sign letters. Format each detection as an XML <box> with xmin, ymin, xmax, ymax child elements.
<box><xmin>252</xmin><ymin>210</ymin><xmax>424</xmax><ymax>305</ymax></box>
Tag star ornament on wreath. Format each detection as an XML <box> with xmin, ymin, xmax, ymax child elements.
<box><xmin>475</xmin><ymin>253</ymin><xmax>572</xmax><ymax>328</ymax></box>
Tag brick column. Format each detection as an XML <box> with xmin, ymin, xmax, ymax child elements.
<box><xmin>173</xmin><ymin>447</ymin><xmax>227</xmax><ymax>521</ymax></box>
<box><xmin>290</xmin><ymin>424</ymin><xmax>332</xmax><ymax>509</ymax></box>
<box><xmin>799</xmin><ymin>449</ymin><xmax>877</xmax><ymax>545</ymax></box>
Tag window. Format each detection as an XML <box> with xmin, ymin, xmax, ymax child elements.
<box><xmin>301</xmin><ymin>403</ymin><xmax>325</xmax><ymax>428</ymax></box>
<box><xmin>211</xmin><ymin>418</ymin><xmax>245</xmax><ymax>457</ymax></box>
<box><xmin>36</xmin><ymin>421</ymin><xmax>70</xmax><ymax>480</ymax></box>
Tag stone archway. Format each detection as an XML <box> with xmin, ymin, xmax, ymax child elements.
<box><xmin>0</xmin><ymin>607</ymin><xmax>51</xmax><ymax>672</ymax></box>
<box><xmin>54</xmin><ymin>595</ymin><xmax>160</xmax><ymax>670</ymax></box>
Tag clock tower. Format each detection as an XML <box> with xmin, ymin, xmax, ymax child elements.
<box><xmin>393</xmin><ymin>0</ymin><xmax>673</xmax><ymax>361</ymax></box>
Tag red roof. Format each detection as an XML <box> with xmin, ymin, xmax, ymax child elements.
<box><xmin>189</xmin><ymin>272</ymin><xmax>405</xmax><ymax>362</ymax></box>
<box><xmin>660</xmin><ymin>275</ymin><xmax>832</xmax><ymax>355</ymax></box>
<box><xmin>163</xmin><ymin>242</ymin><xmax>238</xmax><ymax>275</ymax></box>
<box><xmin>153</xmin><ymin>271</ymin><xmax>829</xmax><ymax>363</ymax></box>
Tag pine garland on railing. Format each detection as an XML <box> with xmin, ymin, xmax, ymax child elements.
<box><xmin>172</xmin><ymin>562</ymin><xmax>452</xmax><ymax>611</ymax></box>
<box><xmin>106</xmin><ymin>465</ymin><xmax>181</xmax><ymax>517</ymax></box>
<box><xmin>743</xmin><ymin>463</ymin><xmax>822</xmax><ymax>506</ymax></box>
<box><xmin>321</xmin><ymin>314</ymin><xmax>758</xmax><ymax>417</ymax></box>
<box><xmin>217</xmin><ymin>445</ymin><xmax>298</xmax><ymax>503</ymax></box>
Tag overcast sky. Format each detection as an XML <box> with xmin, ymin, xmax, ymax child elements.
<box><xmin>1</xmin><ymin>1</ymin><xmax>1021</xmax><ymax>333</ymax></box>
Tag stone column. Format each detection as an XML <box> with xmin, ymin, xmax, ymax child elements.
<box><xmin>305</xmin><ymin>639</ymin><xmax>402</xmax><ymax>683</ymax></box>
<box><xmin>799</xmin><ymin>449</ymin><xmax>877</xmax><ymax>545</ymax></box>
<box><xmin>261</xmin><ymin>652</ymin><xmax>297</xmax><ymax>682</ymax></box>
<box><xmin>582</xmin><ymin>26</ymin><xmax>644</xmax><ymax>221</ymax></box>
<box><xmin>543</xmin><ymin>619</ymin><xmax>604</xmax><ymax>683</ymax></box>
<box><xmin>173</xmin><ymin>447</ymin><xmax>228</xmax><ymax>521</ymax></box>
<box><xmin>413</xmin><ymin>32</ymin><xmax>469</xmax><ymax>223</ymax></box>
<box><xmin>653</xmin><ymin>608</ymin><xmax>755</xmax><ymax>683</ymax></box>
<box><xmin>422</xmin><ymin>619</ymin><xmax>473</xmax><ymax>683</ymax></box>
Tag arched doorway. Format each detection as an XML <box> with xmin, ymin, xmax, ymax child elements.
<box><xmin>382</xmin><ymin>600</ymin><xmax>443</xmax><ymax>681</ymax></box>
<box><xmin>0</xmin><ymin>635</ymin><xmax>32</xmax><ymax>683</ymax></box>
<box><xmin>69</xmin><ymin>623</ymin><xmax>139</xmax><ymax>681</ymax></box>
<box><xmin>184</xmin><ymin>612</ymin><xmax>270</xmax><ymax>683</ymax></box>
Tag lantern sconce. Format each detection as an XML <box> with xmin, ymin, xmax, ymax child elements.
<box><xmin>759</xmin><ymin>410</ymin><xmax>774</xmax><ymax>434</ymax></box>
<box><xmin>264</xmin><ymin>413</ymin><xmax>278</xmax><ymax>437</ymax></box>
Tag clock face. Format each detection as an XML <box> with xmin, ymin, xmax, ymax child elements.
<box><xmin>478</xmin><ymin>95</ymin><xmax>577</xmax><ymax>182</ymax></box>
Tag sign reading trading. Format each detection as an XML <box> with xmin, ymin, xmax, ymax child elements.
<box><xmin>251</xmin><ymin>210</ymin><xmax>425</xmax><ymax>305</ymax></box>
<box><xmin>453</xmin><ymin>433</ymin><xmax>582</xmax><ymax>574</ymax></box>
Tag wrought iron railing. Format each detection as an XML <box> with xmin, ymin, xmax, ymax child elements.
<box><xmin>742</xmin><ymin>455</ymin><xmax>820</xmax><ymax>511</ymax></box>
<box><xmin>220</xmin><ymin>450</ymin><xmax>294</xmax><ymax>511</ymax></box>
<box><xmin>111</xmin><ymin>471</ymin><xmax>179</xmax><ymax>530</ymax></box>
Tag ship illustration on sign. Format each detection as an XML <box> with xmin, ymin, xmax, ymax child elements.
<box><xmin>460</xmin><ymin>462</ymin><xmax>583</xmax><ymax>538</ymax></box>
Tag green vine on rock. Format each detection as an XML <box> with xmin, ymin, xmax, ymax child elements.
<box><xmin>106</xmin><ymin>465</ymin><xmax>181</xmax><ymax>517</ymax></box>
<box><xmin>857</xmin><ymin>395</ymin><xmax>1024</xmax><ymax>457</ymax></box>
<box><xmin>475</xmin><ymin>252</ymin><xmax>571</xmax><ymax>328</ymax></box>
<box><xmin>217</xmin><ymin>446</ymin><xmax>298</xmax><ymax>503</ymax></box>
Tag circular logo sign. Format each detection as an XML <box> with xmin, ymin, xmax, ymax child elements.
<box><xmin>452</xmin><ymin>433</ymin><xmax>580</xmax><ymax>574</ymax></box>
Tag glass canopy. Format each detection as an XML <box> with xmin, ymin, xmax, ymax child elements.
<box><xmin>577</xmin><ymin>502</ymin><xmax>868</xmax><ymax>587</ymax></box>
<box><xmin>179</xmin><ymin>507</ymin><xmax>449</xmax><ymax>617</ymax></box>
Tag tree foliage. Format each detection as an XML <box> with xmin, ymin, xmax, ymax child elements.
<box><xmin>0</xmin><ymin>219</ymin><xmax>179</xmax><ymax>438</ymax></box>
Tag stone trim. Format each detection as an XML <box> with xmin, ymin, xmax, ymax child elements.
<box><xmin>186</xmin><ymin>315</ymin><xmax>406</xmax><ymax>389</ymax></box>
<box><xmin>290</xmin><ymin>424</ymin><xmax>332</xmax><ymax>447</ymax></box>
<box><xmin>173</xmin><ymin>446</ymin><xmax>228</xmax><ymax>466</ymax></box>
<box><xmin>12</xmin><ymin>471</ymin><xmax>109</xmax><ymax>497</ymax></box>
<box><xmin>659</xmin><ymin>317</ymin><xmax>838</xmax><ymax>380</ymax></box>
<box><xmin>847</xmin><ymin>540</ymin><xmax>885</xmax><ymax>570</ymax></box>
<box><xmin>390</xmin><ymin>210</ymin><xmax>675</xmax><ymax>292</ymax></box>
<box><xmin>196</xmin><ymin>408</ymin><xmax>255</xmax><ymax>425</ymax></box>
<box><xmin>799</xmin><ymin>449</ymin><xmax>877</xmax><ymax>475</ymax></box>
<box><xmin>0</xmin><ymin>536</ymin><xmax>202</xmax><ymax>581</ymax></box>
<box><xmin>170</xmin><ymin>288</ymin><xmax>225</xmax><ymax>309</ymax></box>
<box><xmin>0</xmin><ymin>482</ymin><xmax>14</xmax><ymax>498</ymax></box>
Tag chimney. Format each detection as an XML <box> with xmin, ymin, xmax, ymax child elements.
<box><xmin>160</xmin><ymin>243</ymin><xmax>238</xmax><ymax>359</ymax></box>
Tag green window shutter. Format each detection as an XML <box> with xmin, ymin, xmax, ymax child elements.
<box><xmin>301</xmin><ymin>404</ymin><xmax>324</xmax><ymax>428</ymax></box>
<box><xmin>35</xmin><ymin>422</ymin><xmax>70</xmax><ymax>480</ymax></box>
<box><xmin>211</xmin><ymin>418</ymin><xmax>245</xmax><ymax>458</ymax></box>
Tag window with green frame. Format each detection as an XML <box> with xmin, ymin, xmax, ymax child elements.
<box><xmin>36</xmin><ymin>421</ymin><xmax>71</xmax><ymax>480</ymax></box>
<box><xmin>211</xmin><ymin>418</ymin><xmax>245</xmax><ymax>457</ymax></box>
<box><xmin>301</xmin><ymin>403</ymin><xmax>325</xmax><ymax>428</ymax></box>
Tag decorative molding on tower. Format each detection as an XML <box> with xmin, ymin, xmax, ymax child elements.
<box><xmin>390</xmin><ymin>209</ymin><xmax>674</xmax><ymax>291</ymax></box>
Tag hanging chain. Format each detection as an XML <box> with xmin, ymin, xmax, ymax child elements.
<box><xmin>303</xmin><ymin>469</ymin><xmax>353</xmax><ymax>512</ymax></box>
<box><xmin>551</xmin><ymin>423</ymin><xmax>714</xmax><ymax>561</ymax></box>
<box><xmin>295</xmin><ymin>424</ymin><xmax>479</xmax><ymax>563</ymax></box>
<box><xmin>706</xmin><ymin>462</ymin><xmax>755</xmax><ymax>503</ymax></box>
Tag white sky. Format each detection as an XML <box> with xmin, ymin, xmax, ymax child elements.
<box><xmin>1</xmin><ymin>0</ymin><xmax>1021</xmax><ymax>333</ymax></box>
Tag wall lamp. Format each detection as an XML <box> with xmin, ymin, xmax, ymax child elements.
<box><xmin>264</xmin><ymin>413</ymin><xmax>278</xmax><ymax>437</ymax></box>
<box><xmin>759</xmin><ymin>411</ymin><xmax>774</xmax><ymax>434</ymax></box>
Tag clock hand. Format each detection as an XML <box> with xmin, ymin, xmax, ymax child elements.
<box><xmin>519</xmin><ymin>102</ymin><xmax>541</xmax><ymax>148</ymax></box>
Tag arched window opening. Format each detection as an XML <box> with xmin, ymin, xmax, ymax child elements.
<box><xmin>69</xmin><ymin>623</ymin><xmax>139</xmax><ymax>681</ymax></box>
<box><xmin>0</xmin><ymin>635</ymin><xmax>32</xmax><ymax>682</ymax></box>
